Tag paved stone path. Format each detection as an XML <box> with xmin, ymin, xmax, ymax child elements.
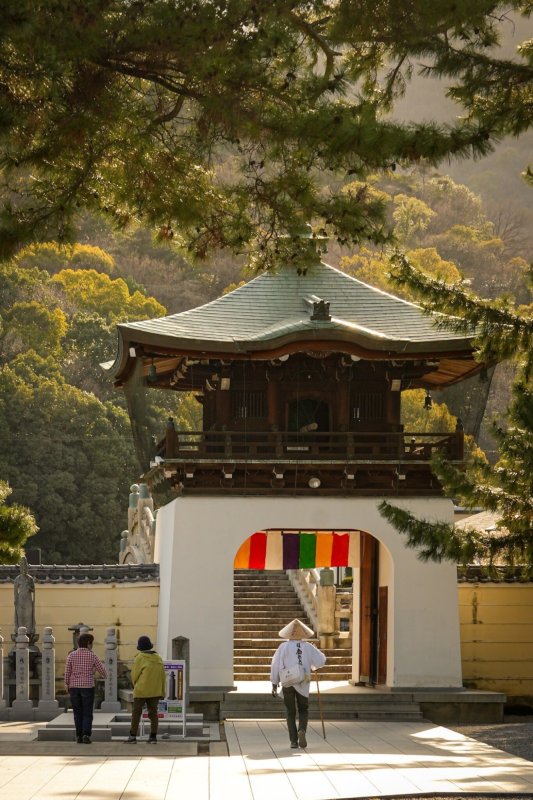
<box><xmin>2</xmin><ymin>718</ymin><xmax>533</xmax><ymax>799</ymax></box>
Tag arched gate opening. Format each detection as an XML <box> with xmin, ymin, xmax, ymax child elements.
<box><xmin>233</xmin><ymin>528</ymin><xmax>392</xmax><ymax>686</ymax></box>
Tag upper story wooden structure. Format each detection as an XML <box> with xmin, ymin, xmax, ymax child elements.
<box><xmin>105</xmin><ymin>252</ymin><xmax>485</xmax><ymax>497</ymax></box>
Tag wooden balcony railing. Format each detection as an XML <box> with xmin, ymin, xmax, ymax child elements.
<box><xmin>157</xmin><ymin>427</ymin><xmax>464</xmax><ymax>464</ymax></box>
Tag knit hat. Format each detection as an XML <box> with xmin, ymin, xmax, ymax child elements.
<box><xmin>137</xmin><ymin>635</ymin><xmax>153</xmax><ymax>651</ymax></box>
<box><xmin>278</xmin><ymin>619</ymin><xmax>315</xmax><ymax>640</ymax></box>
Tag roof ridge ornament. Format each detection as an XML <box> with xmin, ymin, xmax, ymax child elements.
<box><xmin>311</xmin><ymin>300</ymin><xmax>331</xmax><ymax>321</ymax></box>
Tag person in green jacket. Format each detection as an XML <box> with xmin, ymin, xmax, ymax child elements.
<box><xmin>125</xmin><ymin>635</ymin><xmax>166</xmax><ymax>743</ymax></box>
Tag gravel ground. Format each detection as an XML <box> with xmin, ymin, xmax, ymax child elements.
<box><xmin>448</xmin><ymin>714</ymin><xmax>533</xmax><ymax>764</ymax></box>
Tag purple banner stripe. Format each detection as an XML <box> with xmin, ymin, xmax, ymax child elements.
<box><xmin>282</xmin><ymin>533</ymin><xmax>300</xmax><ymax>569</ymax></box>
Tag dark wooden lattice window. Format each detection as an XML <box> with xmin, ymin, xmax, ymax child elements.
<box><xmin>351</xmin><ymin>391</ymin><xmax>384</xmax><ymax>421</ymax></box>
<box><xmin>231</xmin><ymin>390</ymin><xmax>266</xmax><ymax>419</ymax></box>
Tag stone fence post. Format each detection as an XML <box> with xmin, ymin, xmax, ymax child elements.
<box><xmin>37</xmin><ymin>627</ymin><xmax>59</xmax><ymax>716</ymax></box>
<box><xmin>100</xmin><ymin>627</ymin><xmax>121</xmax><ymax>712</ymax></box>
<box><xmin>12</xmin><ymin>626</ymin><xmax>33</xmax><ymax>718</ymax></box>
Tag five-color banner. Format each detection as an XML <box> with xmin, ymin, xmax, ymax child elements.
<box><xmin>234</xmin><ymin>530</ymin><xmax>360</xmax><ymax>569</ymax></box>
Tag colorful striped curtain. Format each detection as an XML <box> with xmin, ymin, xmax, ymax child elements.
<box><xmin>234</xmin><ymin>530</ymin><xmax>359</xmax><ymax>569</ymax></box>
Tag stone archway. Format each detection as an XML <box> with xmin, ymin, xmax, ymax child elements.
<box><xmin>154</xmin><ymin>495</ymin><xmax>462</xmax><ymax>690</ymax></box>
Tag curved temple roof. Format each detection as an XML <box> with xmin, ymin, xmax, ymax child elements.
<box><xmin>106</xmin><ymin>261</ymin><xmax>481</xmax><ymax>387</ymax></box>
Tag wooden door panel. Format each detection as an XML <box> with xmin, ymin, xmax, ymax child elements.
<box><xmin>359</xmin><ymin>532</ymin><xmax>378</xmax><ymax>683</ymax></box>
<box><xmin>377</xmin><ymin>586</ymin><xmax>388</xmax><ymax>685</ymax></box>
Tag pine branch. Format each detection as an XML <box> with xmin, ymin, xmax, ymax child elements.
<box><xmin>388</xmin><ymin>251</ymin><xmax>533</xmax><ymax>369</ymax></box>
<box><xmin>378</xmin><ymin>500</ymin><xmax>483</xmax><ymax>564</ymax></box>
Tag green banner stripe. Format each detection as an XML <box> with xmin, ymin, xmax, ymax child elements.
<box><xmin>299</xmin><ymin>533</ymin><xmax>317</xmax><ymax>568</ymax></box>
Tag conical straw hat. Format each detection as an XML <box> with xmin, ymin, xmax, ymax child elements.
<box><xmin>278</xmin><ymin>618</ymin><xmax>315</xmax><ymax>640</ymax></box>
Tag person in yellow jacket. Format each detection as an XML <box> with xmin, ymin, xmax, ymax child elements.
<box><xmin>125</xmin><ymin>635</ymin><xmax>166</xmax><ymax>743</ymax></box>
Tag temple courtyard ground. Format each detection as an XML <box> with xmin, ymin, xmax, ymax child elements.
<box><xmin>1</xmin><ymin>715</ymin><xmax>533</xmax><ymax>799</ymax></box>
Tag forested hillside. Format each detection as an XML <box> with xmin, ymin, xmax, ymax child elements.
<box><xmin>1</xmin><ymin>1</ymin><xmax>531</xmax><ymax>564</ymax></box>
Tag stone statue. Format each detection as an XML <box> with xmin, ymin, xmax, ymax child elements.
<box><xmin>14</xmin><ymin>557</ymin><xmax>36</xmax><ymax>640</ymax></box>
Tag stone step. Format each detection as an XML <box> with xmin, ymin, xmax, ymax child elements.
<box><xmin>234</xmin><ymin>619</ymin><xmax>289</xmax><ymax>625</ymax></box>
<box><xmin>110</xmin><ymin>717</ymin><xmax>205</xmax><ymax>737</ymax></box>
<box><xmin>234</xmin><ymin>587</ymin><xmax>296</xmax><ymax>593</ymax></box>
<box><xmin>234</xmin><ymin>619</ymin><xmax>301</xmax><ymax>626</ymax></box>
<box><xmin>234</xmin><ymin>624</ymin><xmax>303</xmax><ymax>633</ymax></box>
<box><xmin>234</xmin><ymin>587</ymin><xmax>297</xmax><ymax>593</ymax></box>
<box><xmin>234</xmin><ymin>663</ymin><xmax>352</xmax><ymax>675</ymax></box>
<box><xmin>234</xmin><ymin>616</ymin><xmax>293</xmax><ymax>620</ymax></box>
<box><xmin>235</xmin><ymin>581</ymin><xmax>295</xmax><ymax>586</ymax></box>
<box><xmin>234</xmin><ymin>596</ymin><xmax>301</xmax><ymax>602</ymax></box>
<box><xmin>233</xmin><ymin>665</ymin><xmax>352</xmax><ymax>685</ymax></box>
<box><xmin>234</xmin><ymin>570</ymin><xmax>287</xmax><ymax>574</ymax></box>
<box><xmin>234</xmin><ymin>640</ymin><xmax>281</xmax><ymax>646</ymax></box>
<box><xmin>221</xmin><ymin>692</ymin><xmax>424</xmax><ymax>721</ymax></box>
<box><xmin>234</xmin><ymin>651</ymin><xmax>351</xmax><ymax>662</ymax></box>
<box><xmin>233</xmin><ymin>675</ymin><xmax>353</xmax><ymax>683</ymax></box>
<box><xmin>234</xmin><ymin>648</ymin><xmax>352</xmax><ymax>658</ymax></box>
<box><xmin>234</xmin><ymin>583</ymin><xmax>293</xmax><ymax>589</ymax></box>
<box><xmin>234</xmin><ymin>597</ymin><xmax>297</xmax><ymax>604</ymax></box>
<box><xmin>234</xmin><ymin>602</ymin><xmax>302</xmax><ymax>609</ymax></box>
<box><xmin>234</xmin><ymin>584</ymin><xmax>296</xmax><ymax>590</ymax></box>
<box><xmin>234</xmin><ymin>579</ymin><xmax>293</xmax><ymax>585</ymax></box>
<box><xmin>234</xmin><ymin>614</ymin><xmax>300</xmax><ymax>620</ymax></box>
<box><xmin>233</xmin><ymin>662</ymin><xmax>352</xmax><ymax>672</ymax></box>
<box><xmin>38</xmin><ymin>728</ymin><xmax>112</xmax><ymax>742</ymax></box>
<box><xmin>234</xmin><ymin>599</ymin><xmax>301</xmax><ymax>606</ymax></box>
<box><xmin>234</xmin><ymin>660</ymin><xmax>351</xmax><ymax>670</ymax></box>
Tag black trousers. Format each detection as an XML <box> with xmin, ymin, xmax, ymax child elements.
<box><xmin>69</xmin><ymin>687</ymin><xmax>95</xmax><ymax>737</ymax></box>
<box><xmin>282</xmin><ymin>686</ymin><xmax>309</xmax><ymax>744</ymax></box>
<box><xmin>130</xmin><ymin>696</ymin><xmax>160</xmax><ymax>736</ymax></box>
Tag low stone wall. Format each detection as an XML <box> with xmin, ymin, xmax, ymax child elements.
<box><xmin>458</xmin><ymin>580</ymin><xmax>533</xmax><ymax>702</ymax></box>
<box><xmin>0</xmin><ymin>565</ymin><xmax>159</xmax><ymax>695</ymax></box>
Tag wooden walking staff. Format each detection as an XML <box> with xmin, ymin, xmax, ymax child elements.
<box><xmin>315</xmin><ymin>671</ymin><xmax>326</xmax><ymax>739</ymax></box>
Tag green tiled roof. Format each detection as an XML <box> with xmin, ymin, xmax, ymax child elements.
<box><xmin>116</xmin><ymin>261</ymin><xmax>473</xmax><ymax>355</ymax></box>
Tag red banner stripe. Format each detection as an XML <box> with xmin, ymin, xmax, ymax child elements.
<box><xmin>331</xmin><ymin>533</ymin><xmax>349</xmax><ymax>566</ymax></box>
<box><xmin>248</xmin><ymin>531</ymin><xmax>267</xmax><ymax>568</ymax></box>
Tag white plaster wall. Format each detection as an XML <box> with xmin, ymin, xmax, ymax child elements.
<box><xmin>153</xmin><ymin>495</ymin><xmax>462</xmax><ymax>689</ymax></box>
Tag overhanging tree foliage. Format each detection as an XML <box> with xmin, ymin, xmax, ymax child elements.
<box><xmin>1</xmin><ymin>1</ymin><xmax>531</xmax><ymax>265</ymax></box>
<box><xmin>380</xmin><ymin>252</ymin><xmax>533</xmax><ymax>570</ymax></box>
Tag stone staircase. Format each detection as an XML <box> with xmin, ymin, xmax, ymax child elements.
<box><xmin>221</xmin><ymin>690</ymin><xmax>424</xmax><ymax>721</ymax></box>
<box><xmin>230</xmin><ymin>570</ymin><xmax>423</xmax><ymax>720</ymax></box>
<box><xmin>233</xmin><ymin>569</ymin><xmax>352</xmax><ymax>681</ymax></box>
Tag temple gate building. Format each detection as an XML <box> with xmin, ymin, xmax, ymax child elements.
<box><xmin>106</xmin><ymin>242</ymin><xmax>487</xmax><ymax>692</ymax></box>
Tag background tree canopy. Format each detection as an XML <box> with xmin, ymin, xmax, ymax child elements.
<box><xmin>1</xmin><ymin>0</ymin><xmax>532</xmax><ymax>266</ymax></box>
<box><xmin>0</xmin><ymin>255</ymin><xmax>191</xmax><ymax>562</ymax></box>
<box><xmin>0</xmin><ymin>480</ymin><xmax>37</xmax><ymax>564</ymax></box>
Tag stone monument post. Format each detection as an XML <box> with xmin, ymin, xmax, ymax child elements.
<box><xmin>12</xmin><ymin>626</ymin><xmax>33</xmax><ymax>718</ymax></box>
<box><xmin>37</xmin><ymin>627</ymin><xmax>59</xmax><ymax>717</ymax></box>
<box><xmin>68</xmin><ymin>622</ymin><xmax>93</xmax><ymax>650</ymax></box>
<box><xmin>100</xmin><ymin>627</ymin><xmax>121</xmax><ymax>712</ymax></box>
<box><xmin>0</xmin><ymin>629</ymin><xmax>6</xmax><ymax>714</ymax></box>
<box><xmin>318</xmin><ymin>568</ymin><xmax>337</xmax><ymax>649</ymax></box>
